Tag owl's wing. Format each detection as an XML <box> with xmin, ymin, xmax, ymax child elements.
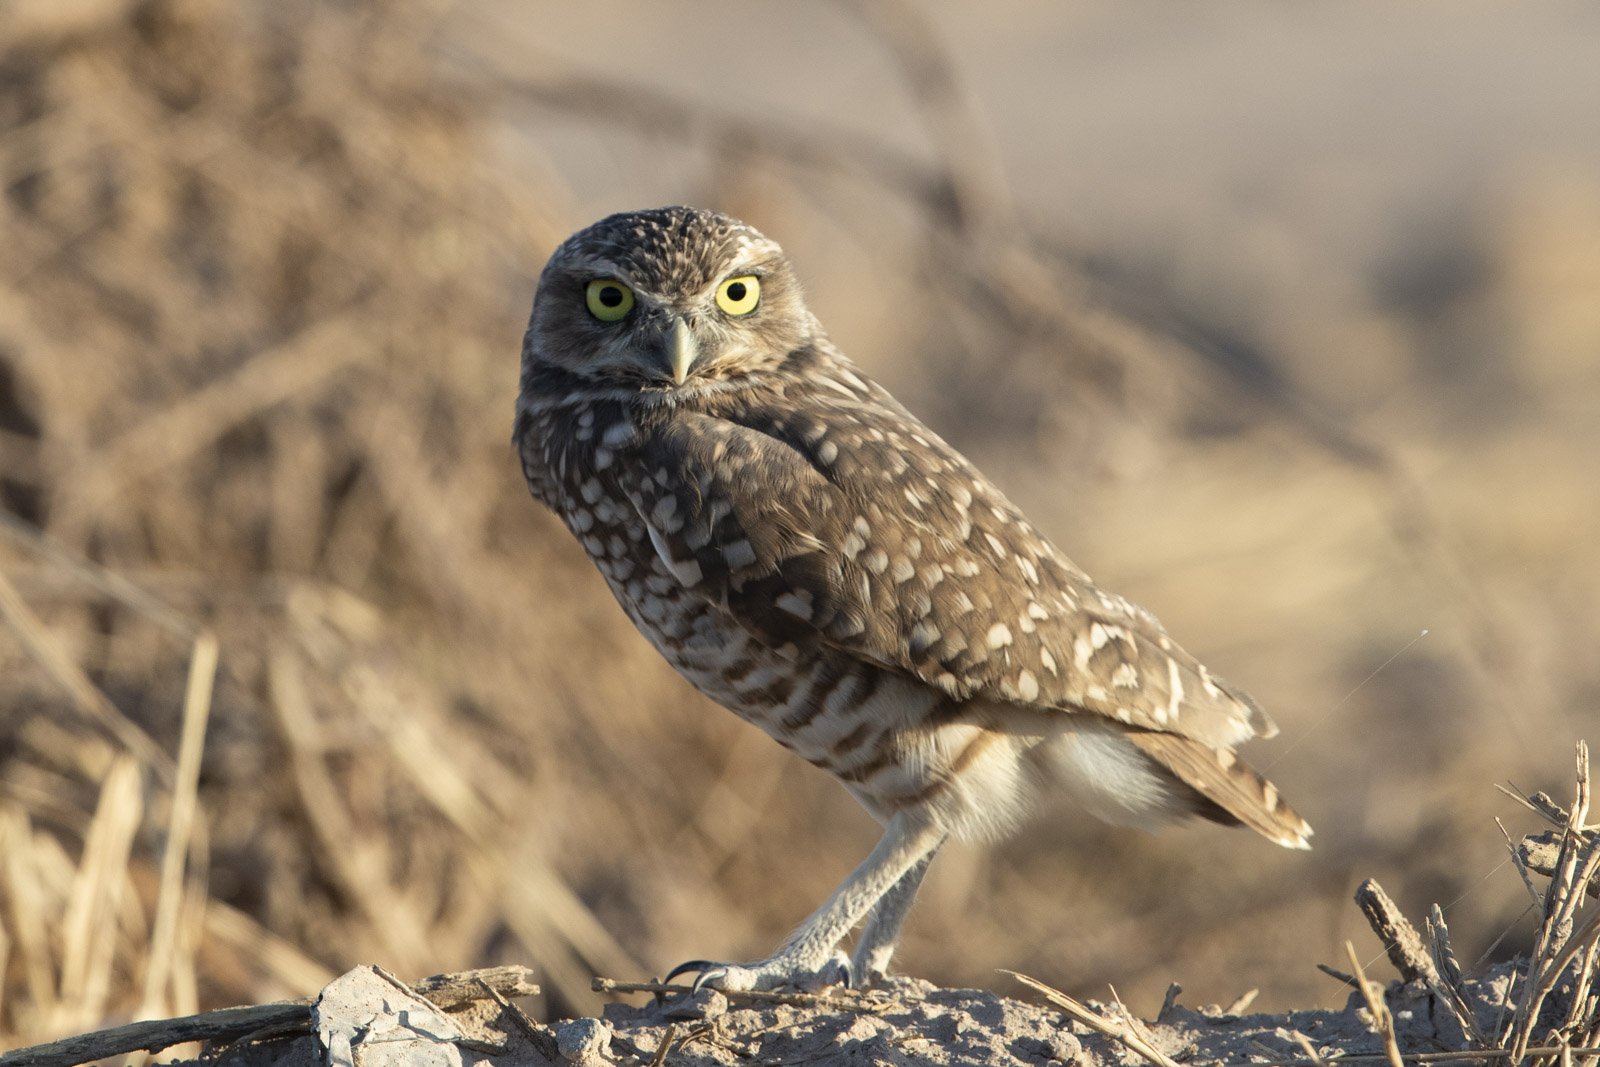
<box><xmin>627</xmin><ymin>399</ymin><xmax>1273</xmax><ymax>751</ymax></box>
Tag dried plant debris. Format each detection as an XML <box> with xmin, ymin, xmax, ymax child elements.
<box><xmin>8</xmin><ymin>962</ymin><xmax>1552</xmax><ymax>1067</ymax></box>
<box><xmin>2</xmin><ymin>743</ymin><xmax>1595</xmax><ymax>1067</ymax></box>
<box><xmin>0</xmin><ymin>772</ymin><xmax>1585</xmax><ymax>1067</ymax></box>
<box><xmin>1499</xmin><ymin>743</ymin><xmax>1600</xmax><ymax>1064</ymax></box>
<box><xmin>0</xmin><ymin>965</ymin><xmax>542</xmax><ymax>1067</ymax></box>
<box><xmin>1341</xmin><ymin>743</ymin><xmax>1599</xmax><ymax>1067</ymax></box>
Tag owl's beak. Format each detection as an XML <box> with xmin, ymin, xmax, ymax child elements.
<box><xmin>668</xmin><ymin>318</ymin><xmax>698</xmax><ymax>385</ymax></box>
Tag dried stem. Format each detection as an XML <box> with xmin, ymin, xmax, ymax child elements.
<box><xmin>1003</xmin><ymin>970</ymin><xmax>1184</xmax><ymax>1067</ymax></box>
<box><xmin>1346</xmin><ymin>940</ymin><xmax>1407</xmax><ymax>1067</ymax></box>
<box><xmin>0</xmin><ymin>966</ymin><xmax>538</xmax><ymax>1067</ymax></box>
<box><xmin>1507</xmin><ymin>743</ymin><xmax>1599</xmax><ymax>1065</ymax></box>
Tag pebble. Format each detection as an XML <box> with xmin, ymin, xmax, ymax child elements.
<box><xmin>663</xmin><ymin>988</ymin><xmax>729</xmax><ymax>1020</ymax></box>
<box><xmin>555</xmin><ymin>1017</ymin><xmax>613</xmax><ymax>1065</ymax></box>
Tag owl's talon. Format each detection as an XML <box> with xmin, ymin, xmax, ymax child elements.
<box><xmin>817</xmin><ymin>952</ymin><xmax>854</xmax><ymax>990</ymax></box>
<box><xmin>661</xmin><ymin>959</ymin><xmax>719</xmax><ymax>989</ymax></box>
<box><xmin>690</xmin><ymin>967</ymin><xmax>729</xmax><ymax>994</ymax></box>
<box><xmin>658</xmin><ymin>953</ymin><xmax>849</xmax><ymax>994</ymax></box>
<box><xmin>661</xmin><ymin>959</ymin><xmax>740</xmax><ymax>993</ymax></box>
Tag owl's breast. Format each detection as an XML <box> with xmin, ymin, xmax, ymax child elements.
<box><xmin>522</xmin><ymin>406</ymin><xmax>756</xmax><ymax>704</ymax></box>
<box><xmin>516</xmin><ymin>397</ymin><xmax>627</xmax><ymax>508</ymax></box>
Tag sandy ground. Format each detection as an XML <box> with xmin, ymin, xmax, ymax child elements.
<box><xmin>170</xmin><ymin>962</ymin><xmax>1521</xmax><ymax>1067</ymax></box>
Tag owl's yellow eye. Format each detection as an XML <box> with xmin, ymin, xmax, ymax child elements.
<box><xmin>716</xmin><ymin>275</ymin><xmax>761</xmax><ymax>316</ymax></box>
<box><xmin>586</xmin><ymin>279</ymin><xmax>634</xmax><ymax>322</ymax></box>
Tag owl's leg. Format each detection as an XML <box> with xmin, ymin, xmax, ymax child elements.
<box><xmin>849</xmin><ymin>843</ymin><xmax>940</xmax><ymax>986</ymax></box>
<box><xmin>664</xmin><ymin>813</ymin><xmax>943</xmax><ymax>993</ymax></box>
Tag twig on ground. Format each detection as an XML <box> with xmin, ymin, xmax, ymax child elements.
<box><xmin>1157</xmin><ymin>982</ymin><xmax>1183</xmax><ymax>1022</ymax></box>
<box><xmin>1427</xmin><ymin>904</ymin><xmax>1490</xmax><ymax>1048</ymax></box>
<box><xmin>591</xmin><ymin>976</ymin><xmax>892</xmax><ymax>1011</ymax></box>
<box><xmin>1504</xmin><ymin>819</ymin><xmax>1552</xmax><ymax>908</ymax></box>
<box><xmin>1291</xmin><ymin>1030</ymin><xmax>1332</xmax><ymax>1067</ymax></box>
<box><xmin>1506</xmin><ymin>743</ymin><xmax>1600</xmax><ymax>1065</ymax></box>
<box><xmin>1320</xmin><ymin>963</ymin><xmax>1361</xmax><ymax>989</ymax></box>
<box><xmin>1225</xmin><ymin>988</ymin><xmax>1261</xmax><ymax>1016</ymax></box>
<box><xmin>472</xmin><ymin>976</ymin><xmax>549</xmax><ymax>1050</ymax></box>
<box><xmin>1520</xmin><ymin>833</ymin><xmax>1600</xmax><ymax>901</ymax></box>
<box><xmin>1003</xmin><ymin>969</ymin><xmax>1183</xmax><ymax>1067</ymax></box>
<box><xmin>1358</xmin><ymin>878</ymin><xmax>1443</xmax><ymax>986</ymax></box>
<box><xmin>648</xmin><ymin>1021</ymin><xmax>680</xmax><ymax>1067</ymax></box>
<box><xmin>0</xmin><ymin>965</ymin><xmax>538</xmax><ymax>1067</ymax></box>
<box><xmin>669</xmin><ymin>1022</ymin><xmax>716</xmax><ymax>1064</ymax></box>
<box><xmin>1346</xmin><ymin>940</ymin><xmax>1407</xmax><ymax>1067</ymax></box>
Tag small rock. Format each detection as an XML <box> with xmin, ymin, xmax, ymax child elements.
<box><xmin>834</xmin><ymin>1014</ymin><xmax>891</xmax><ymax>1045</ymax></box>
<box><xmin>1011</xmin><ymin>1033</ymin><xmax>1086</xmax><ymax>1064</ymax></box>
<box><xmin>662</xmin><ymin>988</ymin><xmax>728</xmax><ymax>1020</ymax></box>
<box><xmin>1047</xmin><ymin>1030</ymin><xmax>1084</xmax><ymax>1062</ymax></box>
<box><xmin>555</xmin><ymin>1017</ymin><xmax>612</xmax><ymax>1065</ymax></box>
<box><xmin>313</xmin><ymin>965</ymin><xmax>464</xmax><ymax>1067</ymax></box>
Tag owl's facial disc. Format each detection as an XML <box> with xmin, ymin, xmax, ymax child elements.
<box><xmin>526</xmin><ymin>207</ymin><xmax>815</xmax><ymax>395</ymax></box>
<box><xmin>568</xmin><ymin>269</ymin><xmax>772</xmax><ymax>389</ymax></box>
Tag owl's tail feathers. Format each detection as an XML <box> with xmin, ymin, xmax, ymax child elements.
<box><xmin>1128</xmin><ymin>731</ymin><xmax>1313</xmax><ymax>850</ymax></box>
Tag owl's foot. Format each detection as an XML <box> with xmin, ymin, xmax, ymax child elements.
<box><xmin>659</xmin><ymin>819</ymin><xmax>945</xmax><ymax>996</ymax></box>
<box><xmin>662</xmin><ymin>951</ymin><xmax>853</xmax><ymax>994</ymax></box>
<box><xmin>848</xmin><ymin>946</ymin><xmax>894</xmax><ymax>990</ymax></box>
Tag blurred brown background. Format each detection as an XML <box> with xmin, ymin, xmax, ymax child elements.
<box><xmin>2</xmin><ymin>0</ymin><xmax>1598</xmax><ymax>1048</ymax></box>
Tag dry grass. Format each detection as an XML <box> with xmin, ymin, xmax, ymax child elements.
<box><xmin>1499</xmin><ymin>747</ymin><xmax>1600</xmax><ymax>1066</ymax></box>
<box><xmin>2</xmin><ymin>0</ymin><xmax>1599</xmax><ymax>1052</ymax></box>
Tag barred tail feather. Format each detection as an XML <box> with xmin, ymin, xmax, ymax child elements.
<box><xmin>1127</xmin><ymin>731</ymin><xmax>1313</xmax><ymax>850</ymax></box>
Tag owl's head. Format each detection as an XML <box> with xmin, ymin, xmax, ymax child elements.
<box><xmin>523</xmin><ymin>207</ymin><xmax>816</xmax><ymax>396</ymax></box>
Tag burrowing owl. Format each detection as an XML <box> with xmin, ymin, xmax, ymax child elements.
<box><xmin>515</xmin><ymin>206</ymin><xmax>1310</xmax><ymax>992</ymax></box>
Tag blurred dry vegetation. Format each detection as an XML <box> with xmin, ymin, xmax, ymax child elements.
<box><xmin>2</xmin><ymin>0</ymin><xmax>1599</xmax><ymax>1052</ymax></box>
